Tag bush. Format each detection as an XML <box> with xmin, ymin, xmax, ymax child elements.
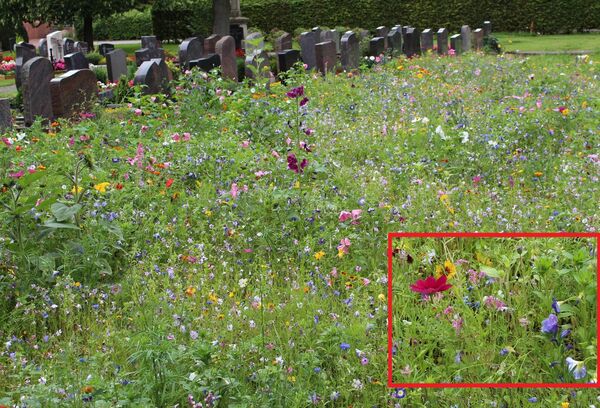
<box><xmin>77</xmin><ymin>8</ymin><xmax>153</xmax><ymax>40</ymax></box>
<box><xmin>86</xmin><ymin>52</ymin><xmax>103</xmax><ymax>65</ymax></box>
<box><xmin>92</xmin><ymin>66</ymin><xmax>108</xmax><ymax>84</ymax></box>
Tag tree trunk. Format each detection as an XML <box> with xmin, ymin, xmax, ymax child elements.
<box><xmin>212</xmin><ymin>0</ymin><xmax>231</xmax><ymax>36</ymax></box>
<box><xmin>83</xmin><ymin>15</ymin><xmax>94</xmax><ymax>50</ymax></box>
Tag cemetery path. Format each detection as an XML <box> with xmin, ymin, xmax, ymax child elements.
<box><xmin>0</xmin><ymin>84</ymin><xmax>16</xmax><ymax>94</ymax></box>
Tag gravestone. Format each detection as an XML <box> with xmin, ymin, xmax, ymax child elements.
<box><xmin>473</xmin><ymin>28</ymin><xmax>484</xmax><ymax>50</ymax></box>
<box><xmin>0</xmin><ymin>99</ymin><xmax>11</xmax><ymax>132</ymax></box>
<box><xmin>483</xmin><ymin>21</ymin><xmax>492</xmax><ymax>37</ymax></box>
<box><xmin>376</xmin><ymin>26</ymin><xmax>389</xmax><ymax>49</ymax></box>
<box><xmin>274</xmin><ymin>32</ymin><xmax>293</xmax><ymax>52</ymax></box>
<box><xmin>18</xmin><ymin>41</ymin><xmax>35</xmax><ymax>51</ymax></box>
<box><xmin>244</xmin><ymin>32</ymin><xmax>264</xmax><ymax>57</ymax></box>
<box><xmin>369</xmin><ymin>37</ymin><xmax>385</xmax><ymax>57</ymax></box>
<box><xmin>189</xmin><ymin>54</ymin><xmax>221</xmax><ymax>72</ymax></box>
<box><xmin>15</xmin><ymin>44</ymin><xmax>37</xmax><ymax>90</ymax></box>
<box><xmin>179</xmin><ymin>37</ymin><xmax>204</xmax><ymax>70</ymax></box>
<box><xmin>134</xmin><ymin>61</ymin><xmax>162</xmax><ymax>94</ymax></box>
<box><xmin>450</xmin><ymin>34</ymin><xmax>462</xmax><ymax>54</ymax></box>
<box><xmin>135</xmin><ymin>49</ymin><xmax>151</xmax><ymax>66</ymax></box>
<box><xmin>277</xmin><ymin>49</ymin><xmax>300</xmax><ymax>72</ymax></box>
<box><xmin>437</xmin><ymin>28</ymin><xmax>449</xmax><ymax>55</ymax></box>
<box><xmin>216</xmin><ymin>36</ymin><xmax>237</xmax><ymax>81</ymax></box>
<box><xmin>38</xmin><ymin>39</ymin><xmax>48</xmax><ymax>58</ymax></box>
<box><xmin>388</xmin><ymin>26</ymin><xmax>402</xmax><ymax>56</ymax></box>
<box><xmin>312</xmin><ymin>27</ymin><xmax>322</xmax><ymax>41</ymax></box>
<box><xmin>141</xmin><ymin>36</ymin><xmax>161</xmax><ymax>50</ymax></box>
<box><xmin>460</xmin><ymin>25</ymin><xmax>471</xmax><ymax>51</ymax></box>
<box><xmin>62</xmin><ymin>38</ymin><xmax>75</xmax><ymax>55</ymax></box>
<box><xmin>74</xmin><ymin>41</ymin><xmax>89</xmax><ymax>54</ymax></box>
<box><xmin>50</xmin><ymin>69</ymin><xmax>97</xmax><ymax>118</ymax></box>
<box><xmin>340</xmin><ymin>31</ymin><xmax>359</xmax><ymax>71</ymax></box>
<box><xmin>98</xmin><ymin>43</ymin><xmax>115</xmax><ymax>56</ymax></box>
<box><xmin>299</xmin><ymin>32</ymin><xmax>317</xmax><ymax>70</ymax></box>
<box><xmin>230</xmin><ymin>25</ymin><xmax>245</xmax><ymax>49</ymax></box>
<box><xmin>22</xmin><ymin>57</ymin><xmax>54</xmax><ymax>126</ymax></box>
<box><xmin>204</xmin><ymin>35</ymin><xmax>223</xmax><ymax>54</ymax></box>
<box><xmin>245</xmin><ymin>50</ymin><xmax>270</xmax><ymax>79</ymax></box>
<box><xmin>404</xmin><ymin>27</ymin><xmax>421</xmax><ymax>57</ymax></box>
<box><xmin>46</xmin><ymin>31</ymin><xmax>63</xmax><ymax>60</ymax></box>
<box><xmin>315</xmin><ymin>41</ymin><xmax>336</xmax><ymax>74</ymax></box>
<box><xmin>64</xmin><ymin>52</ymin><xmax>88</xmax><ymax>71</ymax></box>
<box><xmin>321</xmin><ymin>30</ymin><xmax>340</xmax><ymax>53</ymax></box>
<box><xmin>421</xmin><ymin>29</ymin><xmax>434</xmax><ymax>52</ymax></box>
<box><xmin>151</xmin><ymin>58</ymin><xmax>173</xmax><ymax>91</ymax></box>
<box><xmin>106</xmin><ymin>49</ymin><xmax>128</xmax><ymax>82</ymax></box>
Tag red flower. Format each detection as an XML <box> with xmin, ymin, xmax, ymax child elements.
<box><xmin>166</xmin><ymin>178</ymin><xmax>174</xmax><ymax>188</ymax></box>
<box><xmin>409</xmin><ymin>275</ymin><xmax>452</xmax><ymax>295</ymax></box>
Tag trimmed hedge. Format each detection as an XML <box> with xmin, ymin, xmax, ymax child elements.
<box><xmin>151</xmin><ymin>0</ymin><xmax>212</xmax><ymax>41</ymax></box>
<box><xmin>77</xmin><ymin>8</ymin><xmax>153</xmax><ymax>41</ymax></box>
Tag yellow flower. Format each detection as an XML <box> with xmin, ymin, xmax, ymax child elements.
<box><xmin>294</xmin><ymin>180</ymin><xmax>300</xmax><ymax>189</ymax></box>
<box><xmin>534</xmin><ymin>171</ymin><xmax>543</xmax><ymax>177</ymax></box>
<box><xmin>71</xmin><ymin>185</ymin><xmax>83</xmax><ymax>194</ymax></box>
<box><xmin>561</xmin><ymin>402</ymin><xmax>569</xmax><ymax>408</ymax></box>
<box><xmin>287</xmin><ymin>375</ymin><xmax>296</xmax><ymax>383</ymax></box>
<box><xmin>93</xmin><ymin>182</ymin><xmax>110</xmax><ymax>193</ymax></box>
<box><xmin>73</xmin><ymin>281</ymin><xmax>81</xmax><ymax>287</ymax></box>
<box><xmin>337</xmin><ymin>248</ymin><xmax>345</xmax><ymax>258</ymax></box>
<box><xmin>435</xmin><ymin>260</ymin><xmax>457</xmax><ymax>280</ymax></box>
<box><xmin>378</xmin><ymin>293</ymin><xmax>386</xmax><ymax>302</ymax></box>
<box><xmin>314</xmin><ymin>251</ymin><xmax>325</xmax><ymax>260</ymax></box>
<box><xmin>185</xmin><ymin>286</ymin><xmax>196</xmax><ymax>297</ymax></box>
<box><xmin>561</xmin><ymin>108</ymin><xmax>569</xmax><ymax>116</ymax></box>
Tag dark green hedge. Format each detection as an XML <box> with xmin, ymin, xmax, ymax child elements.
<box><xmin>151</xmin><ymin>0</ymin><xmax>212</xmax><ymax>41</ymax></box>
<box><xmin>76</xmin><ymin>8</ymin><xmax>153</xmax><ymax>40</ymax></box>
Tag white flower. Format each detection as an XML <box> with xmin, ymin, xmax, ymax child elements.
<box><xmin>352</xmin><ymin>378</ymin><xmax>363</xmax><ymax>389</ymax></box>
<box><xmin>238</xmin><ymin>278</ymin><xmax>248</xmax><ymax>288</ymax></box>
<box><xmin>460</xmin><ymin>131</ymin><xmax>470</xmax><ymax>143</ymax></box>
<box><xmin>435</xmin><ymin>125</ymin><xmax>447</xmax><ymax>140</ymax></box>
<box><xmin>421</xmin><ymin>117</ymin><xmax>430</xmax><ymax>124</ymax></box>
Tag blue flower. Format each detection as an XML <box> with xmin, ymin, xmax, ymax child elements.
<box><xmin>566</xmin><ymin>357</ymin><xmax>587</xmax><ymax>380</ymax></box>
<box><xmin>541</xmin><ymin>313</ymin><xmax>558</xmax><ymax>334</ymax></box>
<box><xmin>528</xmin><ymin>397</ymin><xmax>538</xmax><ymax>402</ymax></box>
<box><xmin>340</xmin><ymin>342</ymin><xmax>350</xmax><ymax>351</ymax></box>
<box><xmin>392</xmin><ymin>388</ymin><xmax>406</xmax><ymax>399</ymax></box>
<box><xmin>552</xmin><ymin>298</ymin><xmax>560</xmax><ymax>313</ymax></box>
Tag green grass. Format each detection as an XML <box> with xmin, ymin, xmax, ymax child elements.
<box><xmin>115</xmin><ymin>42</ymin><xmax>180</xmax><ymax>58</ymax></box>
<box><xmin>0</xmin><ymin>78</ymin><xmax>14</xmax><ymax>87</ymax></box>
<box><xmin>495</xmin><ymin>32</ymin><xmax>600</xmax><ymax>53</ymax></box>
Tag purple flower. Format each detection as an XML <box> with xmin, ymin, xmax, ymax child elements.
<box><xmin>340</xmin><ymin>342</ymin><xmax>350</xmax><ymax>351</ymax></box>
<box><xmin>500</xmin><ymin>348</ymin><xmax>509</xmax><ymax>356</ymax></box>
<box><xmin>528</xmin><ymin>397</ymin><xmax>538</xmax><ymax>402</ymax></box>
<box><xmin>566</xmin><ymin>357</ymin><xmax>587</xmax><ymax>380</ymax></box>
<box><xmin>541</xmin><ymin>313</ymin><xmax>558</xmax><ymax>334</ymax></box>
<box><xmin>561</xmin><ymin>329</ymin><xmax>571</xmax><ymax>338</ymax></box>
<box><xmin>392</xmin><ymin>388</ymin><xmax>406</xmax><ymax>399</ymax></box>
<box><xmin>286</xmin><ymin>86</ymin><xmax>304</xmax><ymax>98</ymax></box>
<box><xmin>300</xmin><ymin>97</ymin><xmax>309</xmax><ymax>106</ymax></box>
<box><xmin>287</xmin><ymin>153</ymin><xmax>308</xmax><ymax>173</ymax></box>
<box><xmin>552</xmin><ymin>298</ymin><xmax>560</xmax><ymax>313</ymax></box>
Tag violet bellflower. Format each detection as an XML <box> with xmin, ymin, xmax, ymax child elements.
<box><xmin>541</xmin><ymin>313</ymin><xmax>558</xmax><ymax>335</ymax></box>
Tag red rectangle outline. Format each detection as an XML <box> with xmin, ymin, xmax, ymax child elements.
<box><xmin>387</xmin><ymin>232</ymin><xmax>600</xmax><ymax>388</ymax></box>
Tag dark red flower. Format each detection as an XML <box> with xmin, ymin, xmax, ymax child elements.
<box><xmin>286</xmin><ymin>86</ymin><xmax>304</xmax><ymax>99</ymax></box>
<box><xmin>409</xmin><ymin>275</ymin><xmax>452</xmax><ymax>295</ymax></box>
<box><xmin>287</xmin><ymin>153</ymin><xmax>307</xmax><ymax>173</ymax></box>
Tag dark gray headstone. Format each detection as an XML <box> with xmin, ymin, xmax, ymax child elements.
<box><xmin>369</xmin><ymin>37</ymin><xmax>385</xmax><ymax>57</ymax></box>
<box><xmin>16</xmin><ymin>44</ymin><xmax>37</xmax><ymax>90</ymax></box>
<box><xmin>38</xmin><ymin>39</ymin><xmax>48</xmax><ymax>58</ymax></box>
<box><xmin>312</xmin><ymin>27</ymin><xmax>321</xmax><ymax>41</ymax></box>
<box><xmin>18</xmin><ymin>41</ymin><xmax>35</xmax><ymax>51</ymax></box>
<box><xmin>134</xmin><ymin>60</ymin><xmax>162</xmax><ymax>94</ymax></box>
<box><xmin>245</xmin><ymin>32</ymin><xmax>264</xmax><ymax>57</ymax></box>
<box><xmin>376</xmin><ymin>26</ymin><xmax>389</xmax><ymax>49</ymax></box>
<box><xmin>98</xmin><ymin>43</ymin><xmax>115</xmax><ymax>56</ymax></box>
<box><xmin>50</xmin><ymin>69</ymin><xmax>97</xmax><ymax>118</ymax></box>
<box><xmin>204</xmin><ymin>35</ymin><xmax>223</xmax><ymax>55</ymax></box>
<box><xmin>450</xmin><ymin>34</ymin><xmax>462</xmax><ymax>54</ymax></box>
<box><xmin>388</xmin><ymin>26</ymin><xmax>402</xmax><ymax>56</ymax></box>
<box><xmin>62</xmin><ymin>38</ymin><xmax>75</xmax><ymax>55</ymax></box>
<box><xmin>74</xmin><ymin>41</ymin><xmax>89</xmax><ymax>54</ymax></box>
<box><xmin>340</xmin><ymin>31</ymin><xmax>359</xmax><ymax>71</ymax></box>
<box><xmin>216</xmin><ymin>36</ymin><xmax>237</xmax><ymax>81</ymax></box>
<box><xmin>473</xmin><ymin>28</ymin><xmax>484</xmax><ymax>50</ymax></box>
<box><xmin>245</xmin><ymin>50</ymin><xmax>270</xmax><ymax>79</ymax></box>
<box><xmin>179</xmin><ymin>37</ymin><xmax>204</xmax><ymax>70</ymax></box>
<box><xmin>437</xmin><ymin>28</ymin><xmax>449</xmax><ymax>55</ymax></box>
<box><xmin>300</xmin><ymin>32</ymin><xmax>317</xmax><ymax>70</ymax></box>
<box><xmin>0</xmin><ymin>98</ymin><xmax>11</xmax><ymax>132</ymax></box>
<box><xmin>141</xmin><ymin>36</ymin><xmax>160</xmax><ymax>50</ymax></box>
<box><xmin>274</xmin><ymin>32</ymin><xmax>293</xmax><ymax>53</ymax></box>
<box><xmin>22</xmin><ymin>57</ymin><xmax>54</xmax><ymax>126</ymax></box>
<box><xmin>321</xmin><ymin>30</ymin><xmax>340</xmax><ymax>53</ymax></box>
<box><xmin>421</xmin><ymin>29</ymin><xmax>434</xmax><ymax>52</ymax></box>
<box><xmin>135</xmin><ymin>48</ymin><xmax>151</xmax><ymax>67</ymax></box>
<box><xmin>189</xmin><ymin>54</ymin><xmax>221</xmax><ymax>72</ymax></box>
<box><xmin>277</xmin><ymin>49</ymin><xmax>300</xmax><ymax>72</ymax></box>
<box><xmin>483</xmin><ymin>21</ymin><xmax>492</xmax><ymax>37</ymax></box>
<box><xmin>403</xmin><ymin>28</ymin><xmax>421</xmax><ymax>57</ymax></box>
<box><xmin>106</xmin><ymin>49</ymin><xmax>128</xmax><ymax>83</ymax></box>
<box><xmin>315</xmin><ymin>41</ymin><xmax>336</xmax><ymax>74</ymax></box>
<box><xmin>461</xmin><ymin>25</ymin><xmax>471</xmax><ymax>51</ymax></box>
<box><xmin>151</xmin><ymin>58</ymin><xmax>172</xmax><ymax>93</ymax></box>
<box><xmin>64</xmin><ymin>52</ymin><xmax>88</xmax><ymax>71</ymax></box>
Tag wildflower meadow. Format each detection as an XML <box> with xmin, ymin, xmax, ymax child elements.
<box><xmin>0</xmin><ymin>51</ymin><xmax>599</xmax><ymax>406</ymax></box>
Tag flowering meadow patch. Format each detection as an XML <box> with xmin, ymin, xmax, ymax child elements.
<box><xmin>0</xmin><ymin>52</ymin><xmax>598</xmax><ymax>406</ymax></box>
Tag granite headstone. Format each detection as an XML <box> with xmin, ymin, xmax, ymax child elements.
<box><xmin>216</xmin><ymin>36</ymin><xmax>237</xmax><ymax>81</ymax></box>
<box><xmin>421</xmin><ymin>29</ymin><xmax>434</xmax><ymax>52</ymax></box>
<box><xmin>437</xmin><ymin>28</ymin><xmax>449</xmax><ymax>55</ymax></box>
<box><xmin>277</xmin><ymin>49</ymin><xmax>301</xmax><ymax>72</ymax></box>
<box><xmin>388</xmin><ymin>26</ymin><xmax>402</xmax><ymax>56</ymax></box>
<box><xmin>274</xmin><ymin>32</ymin><xmax>293</xmax><ymax>53</ymax></box>
<box><xmin>340</xmin><ymin>31</ymin><xmax>359</xmax><ymax>71</ymax></box>
<box><xmin>16</xmin><ymin>44</ymin><xmax>37</xmax><ymax>90</ymax></box>
<box><xmin>98</xmin><ymin>43</ymin><xmax>115</xmax><ymax>56</ymax></box>
<box><xmin>369</xmin><ymin>37</ymin><xmax>385</xmax><ymax>57</ymax></box>
<box><xmin>204</xmin><ymin>35</ymin><xmax>223</xmax><ymax>54</ymax></box>
<box><xmin>22</xmin><ymin>57</ymin><xmax>54</xmax><ymax>126</ymax></box>
<box><xmin>300</xmin><ymin>32</ymin><xmax>317</xmax><ymax>70</ymax></box>
<box><xmin>179</xmin><ymin>37</ymin><xmax>204</xmax><ymax>70</ymax></box>
<box><xmin>134</xmin><ymin>61</ymin><xmax>162</xmax><ymax>95</ymax></box>
<box><xmin>461</xmin><ymin>25</ymin><xmax>471</xmax><ymax>51</ymax></box>
<box><xmin>315</xmin><ymin>41</ymin><xmax>336</xmax><ymax>74</ymax></box>
<box><xmin>50</xmin><ymin>69</ymin><xmax>97</xmax><ymax>118</ymax></box>
<box><xmin>189</xmin><ymin>54</ymin><xmax>221</xmax><ymax>72</ymax></box>
<box><xmin>64</xmin><ymin>52</ymin><xmax>88</xmax><ymax>71</ymax></box>
<box><xmin>473</xmin><ymin>28</ymin><xmax>484</xmax><ymax>50</ymax></box>
<box><xmin>106</xmin><ymin>49</ymin><xmax>128</xmax><ymax>82</ymax></box>
<box><xmin>450</xmin><ymin>34</ymin><xmax>462</xmax><ymax>54</ymax></box>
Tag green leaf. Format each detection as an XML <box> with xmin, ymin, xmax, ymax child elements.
<box><xmin>480</xmin><ymin>265</ymin><xmax>504</xmax><ymax>278</ymax></box>
<box><xmin>50</xmin><ymin>203</ymin><xmax>82</xmax><ymax>222</ymax></box>
<box><xmin>43</xmin><ymin>221</ymin><xmax>80</xmax><ymax>230</ymax></box>
<box><xmin>18</xmin><ymin>171</ymin><xmax>45</xmax><ymax>187</ymax></box>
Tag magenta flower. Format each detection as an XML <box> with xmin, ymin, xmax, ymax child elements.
<box><xmin>300</xmin><ymin>97</ymin><xmax>309</xmax><ymax>106</ymax></box>
<box><xmin>286</xmin><ymin>86</ymin><xmax>304</xmax><ymax>98</ymax></box>
<box><xmin>409</xmin><ymin>275</ymin><xmax>452</xmax><ymax>295</ymax></box>
<box><xmin>287</xmin><ymin>153</ymin><xmax>307</xmax><ymax>173</ymax></box>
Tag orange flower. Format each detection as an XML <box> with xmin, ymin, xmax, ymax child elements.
<box><xmin>185</xmin><ymin>286</ymin><xmax>196</xmax><ymax>297</ymax></box>
<box><xmin>82</xmin><ymin>385</ymin><xmax>94</xmax><ymax>393</ymax></box>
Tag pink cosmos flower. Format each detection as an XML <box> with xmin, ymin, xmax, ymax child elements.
<box><xmin>231</xmin><ymin>183</ymin><xmax>239</xmax><ymax>199</ymax></box>
<box><xmin>241</xmin><ymin>140</ymin><xmax>250</xmax><ymax>148</ymax></box>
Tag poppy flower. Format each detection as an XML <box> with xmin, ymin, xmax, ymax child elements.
<box><xmin>409</xmin><ymin>275</ymin><xmax>452</xmax><ymax>295</ymax></box>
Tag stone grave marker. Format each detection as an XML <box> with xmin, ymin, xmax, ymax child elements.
<box><xmin>189</xmin><ymin>54</ymin><xmax>221</xmax><ymax>72</ymax></box>
<box><xmin>15</xmin><ymin>44</ymin><xmax>37</xmax><ymax>90</ymax></box>
<box><xmin>450</xmin><ymin>34</ymin><xmax>462</xmax><ymax>54</ymax></box>
<box><xmin>22</xmin><ymin>57</ymin><xmax>54</xmax><ymax>126</ymax></box>
<box><xmin>312</xmin><ymin>27</ymin><xmax>322</xmax><ymax>41</ymax></box>
<box><xmin>402</xmin><ymin>26</ymin><xmax>410</xmax><ymax>36</ymax></box>
<box><xmin>376</xmin><ymin>26</ymin><xmax>389</xmax><ymax>49</ymax></box>
<box><xmin>135</xmin><ymin>49</ymin><xmax>151</xmax><ymax>66</ymax></box>
<box><xmin>216</xmin><ymin>36</ymin><xmax>237</xmax><ymax>81</ymax></box>
<box><xmin>18</xmin><ymin>41</ymin><xmax>35</xmax><ymax>51</ymax></box>
<box><xmin>98</xmin><ymin>43</ymin><xmax>115</xmax><ymax>56</ymax></box>
<box><xmin>46</xmin><ymin>31</ymin><xmax>63</xmax><ymax>60</ymax></box>
<box><xmin>62</xmin><ymin>38</ymin><xmax>75</xmax><ymax>55</ymax></box>
<box><xmin>151</xmin><ymin>58</ymin><xmax>173</xmax><ymax>92</ymax></box>
<box><xmin>38</xmin><ymin>39</ymin><xmax>48</xmax><ymax>57</ymax></box>
<box><xmin>461</xmin><ymin>25</ymin><xmax>471</xmax><ymax>51</ymax></box>
<box><xmin>388</xmin><ymin>26</ymin><xmax>402</xmax><ymax>56</ymax></box>
<box><xmin>277</xmin><ymin>49</ymin><xmax>300</xmax><ymax>72</ymax></box>
<box><xmin>340</xmin><ymin>31</ymin><xmax>359</xmax><ymax>71</ymax></box>
<box><xmin>245</xmin><ymin>50</ymin><xmax>270</xmax><ymax>79</ymax></box>
<box><xmin>404</xmin><ymin>27</ymin><xmax>421</xmax><ymax>57</ymax></box>
<box><xmin>204</xmin><ymin>35</ymin><xmax>223</xmax><ymax>54</ymax></box>
<box><xmin>437</xmin><ymin>28</ymin><xmax>449</xmax><ymax>54</ymax></box>
<box><xmin>473</xmin><ymin>28</ymin><xmax>484</xmax><ymax>50</ymax></box>
<box><xmin>0</xmin><ymin>99</ymin><xmax>11</xmax><ymax>132</ymax></box>
<box><xmin>274</xmin><ymin>32</ymin><xmax>293</xmax><ymax>52</ymax></box>
<box><xmin>315</xmin><ymin>41</ymin><xmax>336</xmax><ymax>74</ymax></box>
<box><xmin>244</xmin><ymin>32</ymin><xmax>264</xmax><ymax>57</ymax></box>
<box><xmin>50</xmin><ymin>69</ymin><xmax>97</xmax><ymax>118</ymax></box>
<box><xmin>179</xmin><ymin>37</ymin><xmax>204</xmax><ymax>70</ymax></box>
<box><xmin>64</xmin><ymin>52</ymin><xmax>88</xmax><ymax>71</ymax></box>
<box><xmin>74</xmin><ymin>41</ymin><xmax>89</xmax><ymax>54</ymax></box>
<box><xmin>369</xmin><ymin>37</ymin><xmax>385</xmax><ymax>57</ymax></box>
<box><xmin>106</xmin><ymin>49</ymin><xmax>128</xmax><ymax>82</ymax></box>
<box><xmin>141</xmin><ymin>36</ymin><xmax>161</xmax><ymax>50</ymax></box>
<box><xmin>483</xmin><ymin>21</ymin><xmax>492</xmax><ymax>37</ymax></box>
<box><xmin>321</xmin><ymin>30</ymin><xmax>340</xmax><ymax>53</ymax></box>
<box><xmin>134</xmin><ymin>61</ymin><xmax>162</xmax><ymax>94</ymax></box>
<box><xmin>300</xmin><ymin>32</ymin><xmax>317</xmax><ymax>70</ymax></box>
<box><xmin>421</xmin><ymin>29</ymin><xmax>434</xmax><ymax>52</ymax></box>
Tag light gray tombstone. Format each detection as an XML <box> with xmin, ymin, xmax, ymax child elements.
<box><xmin>245</xmin><ymin>50</ymin><xmax>270</xmax><ymax>79</ymax></box>
<box><xmin>460</xmin><ymin>25</ymin><xmax>471</xmax><ymax>51</ymax></box>
<box><xmin>369</xmin><ymin>37</ymin><xmax>385</xmax><ymax>57</ymax></box>
<box><xmin>421</xmin><ymin>29</ymin><xmax>434</xmax><ymax>52</ymax></box>
<box><xmin>22</xmin><ymin>57</ymin><xmax>54</xmax><ymax>126</ymax></box>
<box><xmin>141</xmin><ymin>36</ymin><xmax>160</xmax><ymax>50</ymax></box>
<box><xmin>300</xmin><ymin>31</ymin><xmax>317</xmax><ymax>70</ymax></box>
<box><xmin>473</xmin><ymin>28</ymin><xmax>484</xmax><ymax>50</ymax></box>
<box><xmin>106</xmin><ymin>49</ymin><xmax>128</xmax><ymax>82</ymax></box>
<box><xmin>277</xmin><ymin>49</ymin><xmax>300</xmax><ymax>72</ymax></box>
<box><xmin>376</xmin><ymin>26</ymin><xmax>389</xmax><ymax>49</ymax></box>
<box><xmin>74</xmin><ymin>41</ymin><xmax>89</xmax><ymax>54</ymax></box>
<box><xmin>388</xmin><ymin>26</ymin><xmax>402</xmax><ymax>56</ymax></box>
<box><xmin>274</xmin><ymin>32</ymin><xmax>293</xmax><ymax>52</ymax></box>
<box><xmin>216</xmin><ymin>36</ymin><xmax>238</xmax><ymax>81</ymax></box>
<box><xmin>64</xmin><ymin>52</ymin><xmax>88</xmax><ymax>71</ymax></box>
<box><xmin>204</xmin><ymin>35</ymin><xmax>223</xmax><ymax>55</ymax></box>
<box><xmin>483</xmin><ymin>21</ymin><xmax>492</xmax><ymax>37</ymax></box>
<box><xmin>321</xmin><ymin>30</ymin><xmax>340</xmax><ymax>53</ymax></box>
<box><xmin>437</xmin><ymin>28</ymin><xmax>448</xmax><ymax>55</ymax></box>
<box><xmin>340</xmin><ymin>31</ymin><xmax>359</xmax><ymax>71</ymax></box>
<box><xmin>0</xmin><ymin>99</ymin><xmax>11</xmax><ymax>132</ymax></box>
<box><xmin>134</xmin><ymin>60</ymin><xmax>162</xmax><ymax>94</ymax></box>
<box><xmin>315</xmin><ymin>41</ymin><xmax>336</xmax><ymax>74</ymax></box>
<box><xmin>62</xmin><ymin>38</ymin><xmax>75</xmax><ymax>55</ymax></box>
<box><xmin>50</xmin><ymin>69</ymin><xmax>97</xmax><ymax>118</ymax></box>
<box><xmin>98</xmin><ymin>43</ymin><xmax>115</xmax><ymax>56</ymax></box>
<box><xmin>16</xmin><ymin>44</ymin><xmax>37</xmax><ymax>90</ymax></box>
<box><xmin>450</xmin><ymin>34</ymin><xmax>462</xmax><ymax>54</ymax></box>
<box><xmin>244</xmin><ymin>32</ymin><xmax>264</xmax><ymax>57</ymax></box>
<box><xmin>38</xmin><ymin>39</ymin><xmax>48</xmax><ymax>58</ymax></box>
<box><xmin>179</xmin><ymin>37</ymin><xmax>204</xmax><ymax>70</ymax></box>
<box><xmin>46</xmin><ymin>31</ymin><xmax>63</xmax><ymax>60</ymax></box>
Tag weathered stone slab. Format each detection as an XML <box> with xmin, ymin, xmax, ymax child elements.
<box><xmin>369</xmin><ymin>37</ymin><xmax>385</xmax><ymax>57</ymax></box>
<box><xmin>62</xmin><ymin>38</ymin><xmax>75</xmax><ymax>55</ymax></box>
<box><xmin>189</xmin><ymin>54</ymin><xmax>221</xmax><ymax>72</ymax></box>
<box><xmin>321</xmin><ymin>30</ymin><xmax>340</xmax><ymax>53</ymax></box>
<box><xmin>315</xmin><ymin>41</ymin><xmax>336</xmax><ymax>74</ymax></box>
<box><xmin>461</xmin><ymin>25</ymin><xmax>471</xmax><ymax>51</ymax></box>
<box><xmin>421</xmin><ymin>29</ymin><xmax>434</xmax><ymax>52</ymax></box>
<box><xmin>388</xmin><ymin>26</ymin><xmax>402</xmax><ymax>56</ymax></box>
<box><xmin>450</xmin><ymin>34</ymin><xmax>462</xmax><ymax>54</ymax></box>
<box><xmin>141</xmin><ymin>36</ymin><xmax>161</xmax><ymax>50</ymax></box>
<box><xmin>437</xmin><ymin>28</ymin><xmax>449</xmax><ymax>54</ymax></box>
<box><xmin>50</xmin><ymin>69</ymin><xmax>97</xmax><ymax>118</ymax></box>
<box><xmin>376</xmin><ymin>26</ymin><xmax>389</xmax><ymax>49</ymax></box>
<box><xmin>245</xmin><ymin>50</ymin><xmax>270</xmax><ymax>79</ymax></box>
<box><xmin>312</xmin><ymin>27</ymin><xmax>321</xmax><ymax>40</ymax></box>
<box><xmin>483</xmin><ymin>21</ymin><xmax>492</xmax><ymax>37</ymax></box>
<box><xmin>216</xmin><ymin>36</ymin><xmax>237</xmax><ymax>81</ymax></box>
<box><xmin>74</xmin><ymin>41</ymin><xmax>89</xmax><ymax>54</ymax></box>
<box><xmin>0</xmin><ymin>98</ymin><xmax>11</xmax><ymax>132</ymax></box>
<box><xmin>98</xmin><ymin>43</ymin><xmax>115</xmax><ymax>56</ymax></box>
<box><xmin>22</xmin><ymin>57</ymin><xmax>54</xmax><ymax>126</ymax></box>
<box><xmin>204</xmin><ymin>35</ymin><xmax>223</xmax><ymax>54</ymax></box>
<box><xmin>135</xmin><ymin>48</ymin><xmax>165</xmax><ymax>67</ymax></box>
<box><xmin>244</xmin><ymin>32</ymin><xmax>264</xmax><ymax>57</ymax></box>
<box><xmin>340</xmin><ymin>31</ymin><xmax>359</xmax><ymax>71</ymax></box>
<box><xmin>64</xmin><ymin>52</ymin><xmax>88</xmax><ymax>71</ymax></box>
<box><xmin>179</xmin><ymin>37</ymin><xmax>204</xmax><ymax>70</ymax></box>
<box><xmin>274</xmin><ymin>32</ymin><xmax>293</xmax><ymax>53</ymax></box>
<box><xmin>277</xmin><ymin>49</ymin><xmax>300</xmax><ymax>72</ymax></box>
<box><xmin>403</xmin><ymin>28</ymin><xmax>421</xmax><ymax>57</ymax></box>
<box><xmin>151</xmin><ymin>58</ymin><xmax>173</xmax><ymax>92</ymax></box>
<box><xmin>16</xmin><ymin>44</ymin><xmax>37</xmax><ymax>90</ymax></box>
<box><xmin>106</xmin><ymin>49</ymin><xmax>128</xmax><ymax>82</ymax></box>
<box><xmin>134</xmin><ymin>60</ymin><xmax>162</xmax><ymax>94</ymax></box>
<box><xmin>300</xmin><ymin>32</ymin><xmax>317</xmax><ymax>70</ymax></box>
<box><xmin>473</xmin><ymin>28</ymin><xmax>484</xmax><ymax>50</ymax></box>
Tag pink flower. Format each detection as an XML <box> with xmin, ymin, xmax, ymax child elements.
<box><xmin>9</xmin><ymin>170</ymin><xmax>24</xmax><ymax>179</ymax></box>
<box><xmin>448</xmin><ymin>48</ymin><xmax>456</xmax><ymax>56</ymax></box>
<box><xmin>2</xmin><ymin>137</ymin><xmax>12</xmax><ymax>146</ymax></box>
<box><xmin>134</xmin><ymin>108</ymin><xmax>142</xmax><ymax>116</ymax></box>
<box><xmin>182</xmin><ymin>132</ymin><xmax>191</xmax><ymax>141</ymax></box>
<box><xmin>287</xmin><ymin>153</ymin><xmax>307</xmax><ymax>173</ymax></box>
<box><xmin>472</xmin><ymin>175</ymin><xmax>482</xmax><ymax>185</ymax></box>
<box><xmin>271</xmin><ymin>150</ymin><xmax>280</xmax><ymax>159</ymax></box>
<box><xmin>536</xmin><ymin>100</ymin><xmax>542</xmax><ymax>109</ymax></box>
<box><xmin>241</xmin><ymin>140</ymin><xmax>250</xmax><ymax>148</ymax></box>
<box><xmin>337</xmin><ymin>238</ymin><xmax>351</xmax><ymax>254</ymax></box>
<box><xmin>231</xmin><ymin>183</ymin><xmax>239</xmax><ymax>199</ymax></box>
<box><xmin>339</xmin><ymin>211</ymin><xmax>352</xmax><ymax>222</ymax></box>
